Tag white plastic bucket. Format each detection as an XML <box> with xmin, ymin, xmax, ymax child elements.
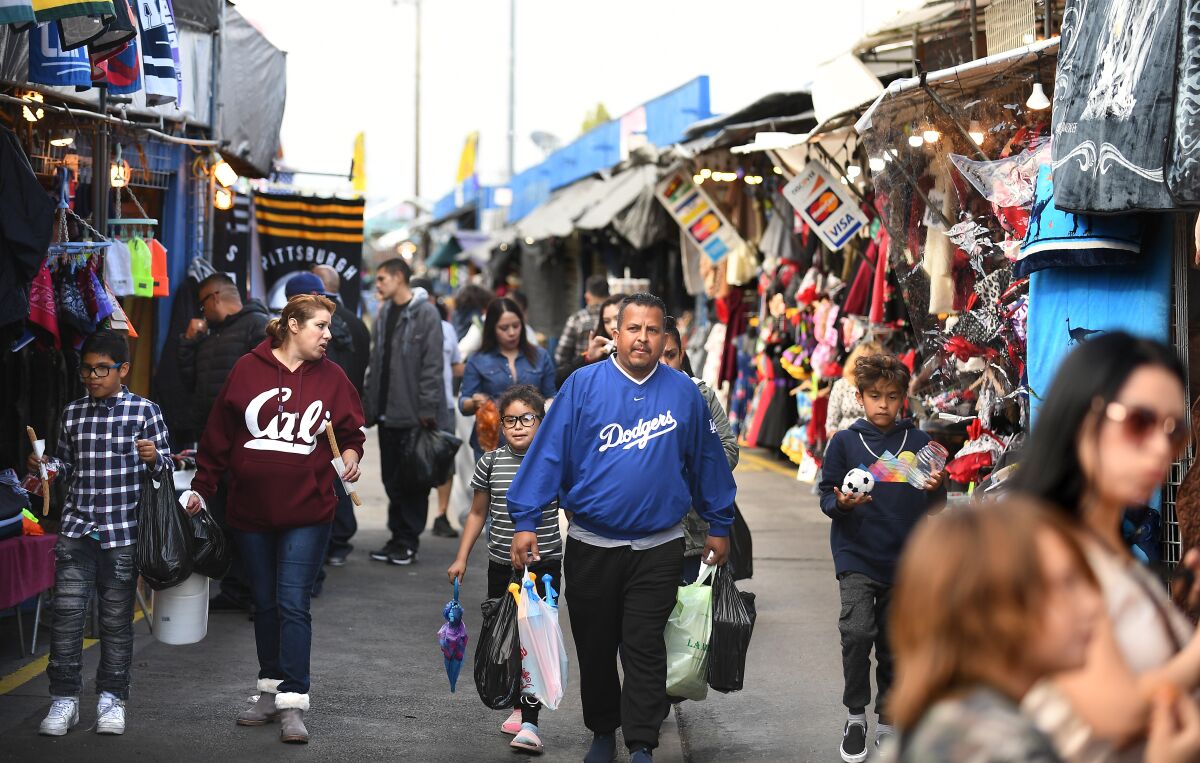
<box><xmin>151</xmin><ymin>573</ymin><xmax>209</xmax><ymax>645</ymax></box>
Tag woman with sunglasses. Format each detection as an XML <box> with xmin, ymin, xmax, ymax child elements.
<box><xmin>447</xmin><ymin>384</ymin><xmax>562</xmax><ymax>754</ymax></box>
<box><xmin>1013</xmin><ymin>332</ymin><xmax>1200</xmax><ymax>762</ymax></box>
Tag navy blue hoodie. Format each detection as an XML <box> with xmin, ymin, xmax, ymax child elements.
<box><xmin>818</xmin><ymin>418</ymin><xmax>946</xmax><ymax>584</ymax></box>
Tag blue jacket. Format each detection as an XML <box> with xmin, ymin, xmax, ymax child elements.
<box><xmin>460</xmin><ymin>346</ymin><xmax>557</xmax><ymax>450</ymax></box>
<box><xmin>818</xmin><ymin>418</ymin><xmax>946</xmax><ymax>584</ymax></box>
<box><xmin>507</xmin><ymin>357</ymin><xmax>736</xmax><ymax>540</ymax></box>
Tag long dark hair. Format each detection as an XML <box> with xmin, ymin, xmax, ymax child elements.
<box><xmin>594</xmin><ymin>295</ymin><xmax>625</xmax><ymax>339</ymax></box>
<box><xmin>1011</xmin><ymin>332</ymin><xmax>1185</xmax><ymax>517</ymax></box>
<box><xmin>663</xmin><ymin>316</ymin><xmax>696</xmax><ymax>377</ymax></box>
<box><xmin>480</xmin><ymin>297</ymin><xmax>538</xmax><ymax>364</ymax></box>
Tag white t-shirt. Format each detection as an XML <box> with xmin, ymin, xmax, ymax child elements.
<box><xmin>441</xmin><ymin>320</ymin><xmax>461</xmax><ymax>409</ymax></box>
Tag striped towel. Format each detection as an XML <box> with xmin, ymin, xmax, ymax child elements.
<box><xmin>32</xmin><ymin>0</ymin><xmax>113</xmax><ymax>22</ymax></box>
<box><xmin>0</xmin><ymin>0</ymin><xmax>34</xmax><ymax>24</ymax></box>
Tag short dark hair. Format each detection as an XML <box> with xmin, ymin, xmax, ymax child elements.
<box><xmin>585</xmin><ymin>275</ymin><xmax>610</xmax><ymax>298</ymax></box>
<box><xmin>617</xmin><ymin>292</ymin><xmax>667</xmax><ymax>328</ymax></box>
<box><xmin>80</xmin><ymin>329</ymin><xmax>129</xmax><ymax>365</ymax></box>
<box><xmin>855</xmin><ymin>353</ymin><xmax>911</xmax><ymax>393</ymax></box>
<box><xmin>662</xmin><ymin>316</ymin><xmax>696</xmax><ymax>376</ymax></box>
<box><xmin>410</xmin><ymin>276</ymin><xmax>434</xmax><ymax>293</ymax></box>
<box><xmin>499</xmin><ymin>384</ymin><xmax>546</xmax><ymax>418</ymax></box>
<box><xmin>198</xmin><ymin>273</ymin><xmax>236</xmax><ymax>292</ymax></box>
<box><xmin>377</xmin><ymin>258</ymin><xmax>412</xmax><ymax>283</ymax></box>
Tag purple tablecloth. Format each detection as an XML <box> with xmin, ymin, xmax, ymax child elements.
<box><xmin>0</xmin><ymin>534</ymin><xmax>56</xmax><ymax>610</ymax></box>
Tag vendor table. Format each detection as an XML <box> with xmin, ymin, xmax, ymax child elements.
<box><xmin>0</xmin><ymin>533</ymin><xmax>57</xmax><ymax>656</ymax></box>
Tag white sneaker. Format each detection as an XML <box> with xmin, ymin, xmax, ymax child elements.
<box><xmin>96</xmin><ymin>692</ymin><xmax>126</xmax><ymax>735</ymax></box>
<box><xmin>38</xmin><ymin>697</ymin><xmax>79</xmax><ymax>736</ymax></box>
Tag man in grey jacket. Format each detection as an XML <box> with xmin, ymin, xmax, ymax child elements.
<box><xmin>363</xmin><ymin>258</ymin><xmax>446</xmax><ymax>565</ymax></box>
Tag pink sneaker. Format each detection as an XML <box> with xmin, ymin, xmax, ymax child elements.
<box><xmin>510</xmin><ymin>723</ymin><xmax>544</xmax><ymax>754</ymax></box>
<box><xmin>501</xmin><ymin>709</ymin><xmax>522</xmax><ymax>735</ymax></box>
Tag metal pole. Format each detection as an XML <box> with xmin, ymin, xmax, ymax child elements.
<box><xmin>414</xmin><ymin>0</ymin><xmax>422</xmax><ymax>198</ymax></box>
<box><xmin>93</xmin><ymin>86</ymin><xmax>110</xmax><ymax>240</ymax></box>
<box><xmin>968</xmin><ymin>0</ymin><xmax>979</xmax><ymax>60</ymax></box>
<box><xmin>507</xmin><ymin>0</ymin><xmax>516</xmax><ymax>179</ymax></box>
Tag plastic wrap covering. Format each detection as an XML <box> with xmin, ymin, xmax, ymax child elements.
<box><xmin>217</xmin><ymin>8</ymin><xmax>285</xmax><ymax>177</ymax></box>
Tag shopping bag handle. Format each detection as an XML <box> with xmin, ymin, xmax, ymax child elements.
<box><xmin>452</xmin><ymin>577</ymin><xmax>459</xmax><ymax>603</ymax></box>
<box><xmin>695</xmin><ymin>562</ymin><xmax>716</xmax><ymax>586</ymax></box>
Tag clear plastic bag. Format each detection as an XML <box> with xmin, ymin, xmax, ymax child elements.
<box><xmin>665</xmin><ymin>563</ymin><xmax>714</xmax><ymax>701</ymax></box>
<box><xmin>707</xmin><ymin>565</ymin><xmax>757</xmax><ymax>693</ymax></box>
<box><xmin>516</xmin><ymin>572</ymin><xmax>568</xmax><ymax>710</ymax></box>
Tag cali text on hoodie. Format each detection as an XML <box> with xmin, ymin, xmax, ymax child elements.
<box><xmin>192</xmin><ymin>340</ymin><xmax>366</xmax><ymax>531</ymax></box>
<box><xmin>818</xmin><ymin>418</ymin><xmax>946</xmax><ymax>585</ymax></box>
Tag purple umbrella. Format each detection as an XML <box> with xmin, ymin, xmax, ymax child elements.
<box><xmin>438</xmin><ymin>579</ymin><xmax>468</xmax><ymax>692</ymax></box>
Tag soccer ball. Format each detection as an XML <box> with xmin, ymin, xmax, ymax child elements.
<box><xmin>842</xmin><ymin>468</ymin><xmax>875</xmax><ymax>496</ymax></box>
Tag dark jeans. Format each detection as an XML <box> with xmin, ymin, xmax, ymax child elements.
<box><xmin>206</xmin><ymin>479</ymin><xmax>253</xmax><ymax>607</ymax></box>
<box><xmin>379</xmin><ymin>426</ymin><xmax>431</xmax><ymax>551</ymax></box>
<box><xmin>565</xmin><ymin>536</ymin><xmax>683</xmax><ymax>752</ymax></box>
<box><xmin>488</xmin><ymin>558</ymin><xmax>562</xmax><ymax>727</ymax></box>
<box><xmin>47</xmin><ymin>536</ymin><xmax>137</xmax><ymax>700</ymax></box>
<box><xmin>315</xmin><ymin>483</ymin><xmax>356</xmax><ymax>591</ymax></box>
<box><xmin>233</xmin><ymin>523</ymin><xmax>331</xmax><ymax>695</ymax></box>
<box><xmin>838</xmin><ymin>572</ymin><xmax>894</xmax><ymax>717</ymax></box>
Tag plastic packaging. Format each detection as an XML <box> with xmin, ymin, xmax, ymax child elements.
<box><xmin>135</xmin><ymin>473</ymin><xmax>194</xmax><ymax>590</ymax></box>
<box><xmin>707</xmin><ymin>565</ymin><xmax>757</xmax><ymax>693</ymax></box>
<box><xmin>476</xmin><ymin>399</ymin><xmax>500</xmax><ymax>452</ymax></box>
<box><xmin>728</xmin><ymin>505</ymin><xmax>754</xmax><ymax>581</ymax></box>
<box><xmin>516</xmin><ymin>572</ymin><xmax>568</xmax><ymax>710</ymax></box>
<box><xmin>400</xmin><ymin>428</ymin><xmax>463</xmax><ymax>490</ymax></box>
<box><xmin>190</xmin><ymin>504</ymin><xmax>232</xmax><ymax>580</ymax></box>
<box><xmin>474</xmin><ymin>580</ymin><xmax>522</xmax><ymax>709</ymax></box>
<box><xmin>665</xmin><ymin>563</ymin><xmax>714</xmax><ymax>701</ymax></box>
<box><xmin>911</xmin><ymin>442</ymin><xmax>950</xmax><ymax>485</ymax></box>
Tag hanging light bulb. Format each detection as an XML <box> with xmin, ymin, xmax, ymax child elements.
<box><xmin>907</xmin><ymin>122</ymin><xmax>924</xmax><ymax>148</ymax></box>
<box><xmin>213</xmin><ymin>187</ymin><xmax>234</xmax><ymax>211</ymax></box>
<box><xmin>110</xmin><ymin>160</ymin><xmax>131</xmax><ymax>188</ymax></box>
<box><xmin>968</xmin><ymin>120</ymin><xmax>986</xmax><ymax>145</ymax></box>
<box><xmin>49</xmin><ymin>128</ymin><xmax>75</xmax><ymax>147</ymax></box>
<box><xmin>1026</xmin><ymin>82</ymin><xmax>1051</xmax><ymax>110</ymax></box>
<box><xmin>22</xmin><ymin>91</ymin><xmax>44</xmax><ymax>122</ymax></box>
<box><xmin>869</xmin><ymin>156</ymin><xmax>886</xmax><ymax>172</ymax></box>
<box><xmin>846</xmin><ymin>165</ymin><xmax>862</xmax><ymax>179</ymax></box>
<box><xmin>773</xmin><ymin>166</ymin><xmax>783</xmax><ymax>175</ymax></box>
<box><xmin>212</xmin><ymin>158</ymin><xmax>238</xmax><ymax>188</ymax></box>
<box><xmin>699</xmin><ymin>168</ymin><xmax>712</xmax><ymax>178</ymax></box>
<box><xmin>923</xmin><ymin>120</ymin><xmax>941</xmax><ymax>144</ymax></box>
<box><xmin>693</xmin><ymin>174</ymin><xmax>705</xmax><ymax>184</ymax></box>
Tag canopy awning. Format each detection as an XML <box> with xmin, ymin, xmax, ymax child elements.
<box><xmin>575</xmin><ymin>164</ymin><xmax>659</xmax><ymax>231</ymax></box>
<box><xmin>515</xmin><ymin>177</ymin><xmax>606</xmax><ymax>241</ymax></box>
<box><xmin>426</xmin><ymin>236</ymin><xmax>463</xmax><ymax>269</ymax></box>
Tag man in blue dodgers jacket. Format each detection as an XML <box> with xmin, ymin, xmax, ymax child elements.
<box><xmin>509</xmin><ymin>293</ymin><xmax>736</xmax><ymax>763</ymax></box>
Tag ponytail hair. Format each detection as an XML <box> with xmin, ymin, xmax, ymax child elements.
<box><xmin>267</xmin><ymin>294</ymin><xmax>336</xmax><ymax>347</ymax></box>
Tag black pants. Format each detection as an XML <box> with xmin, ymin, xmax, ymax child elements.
<box><xmin>207</xmin><ymin>478</ymin><xmax>253</xmax><ymax>606</ymax></box>
<box><xmin>378</xmin><ymin>426</ymin><xmax>431</xmax><ymax>551</ymax></box>
<box><xmin>47</xmin><ymin>536</ymin><xmax>137</xmax><ymax>700</ymax></box>
<box><xmin>565</xmin><ymin>536</ymin><xmax>683</xmax><ymax>752</ymax></box>
<box><xmin>488</xmin><ymin>558</ymin><xmax>562</xmax><ymax>727</ymax></box>
<box><xmin>838</xmin><ymin>572</ymin><xmax>894</xmax><ymax>717</ymax></box>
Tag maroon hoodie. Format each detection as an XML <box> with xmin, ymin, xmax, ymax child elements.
<box><xmin>192</xmin><ymin>340</ymin><xmax>366</xmax><ymax>531</ymax></box>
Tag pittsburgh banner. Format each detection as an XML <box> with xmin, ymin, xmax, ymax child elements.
<box><xmin>253</xmin><ymin>192</ymin><xmax>365</xmax><ymax>312</ymax></box>
<box><xmin>212</xmin><ymin>191</ymin><xmax>252</xmax><ymax>298</ymax></box>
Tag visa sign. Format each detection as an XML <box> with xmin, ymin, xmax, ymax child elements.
<box><xmin>783</xmin><ymin>162</ymin><xmax>869</xmax><ymax>251</ymax></box>
<box><xmin>655</xmin><ymin>171</ymin><xmax>745</xmax><ymax>264</ymax></box>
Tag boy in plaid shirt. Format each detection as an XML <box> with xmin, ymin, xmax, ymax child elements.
<box><xmin>27</xmin><ymin>330</ymin><xmax>172</xmax><ymax>737</ymax></box>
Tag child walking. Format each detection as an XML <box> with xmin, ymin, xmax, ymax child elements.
<box><xmin>30</xmin><ymin>330</ymin><xmax>172</xmax><ymax>737</ymax></box>
<box><xmin>447</xmin><ymin>384</ymin><xmax>562</xmax><ymax>756</ymax></box>
<box><xmin>817</xmin><ymin>353</ymin><xmax>945</xmax><ymax>762</ymax></box>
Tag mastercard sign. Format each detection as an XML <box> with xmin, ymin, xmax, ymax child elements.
<box><xmin>783</xmin><ymin>162</ymin><xmax>868</xmax><ymax>251</ymax></box>
<box><xmin>655</xmin><ymin>170</ymin><xmax>745</xmax><ymax>264</ymax></box>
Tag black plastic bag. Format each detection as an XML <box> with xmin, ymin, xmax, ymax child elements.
<box><xmin>707</xmin><ymin>565</ymin><xmax>756</xmax><ymax>693</ymax></box>
<box><xmin>400</xmin><ymin>427</ymin><xmax>462</xmax><ymax>490</ymax></box>
<box><xmin>474</xmin><ymin>583</ymin><xmax>522</xmax><ymax>709</ymax></box>
<box><xmin>191</xmin><ymin>508</ymin><xmax>232</xmax><ymax>579</ymax></box>
<box><xmin>727</xmin><ymin>504</ymin><xmax>754</xmax><ymax>581</ymax></box>
<box><xmin>134</xmin><ymin>472</ymin><xmax>194</xmax><ymax>590</ymax></box>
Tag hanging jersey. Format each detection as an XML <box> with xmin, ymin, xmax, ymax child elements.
<box><xmin>150</xmin><ymin>239</ymin><xmax>169</xmax><ymax>297</ymax></box>
<box><xmin>0</xmin><ymin>1</ymin><xmax>35</xmax><ymax>25</ymax></box>
<box><xmin>136</xmin><ymin>0</ymin><xmax>180</xmax><ymax>106</ymax></box>
<box><xmin>27</xmin><ymin>21</ymin><xmax>91</xmax><ymax>88</ymax></box>
<box><xmin>31</xmin><ymin>0</ymin><xmax>112</xmax><ymax>22</ymax></box>
<box><xmin>128</xmin><ymin>237</ymin><xmax>154</xmax><ymax>297</ymax></box>
<box><xmin>96</xmin><ymin>32</ymin><xmax>141</xmax><ymax>93</ymax></box>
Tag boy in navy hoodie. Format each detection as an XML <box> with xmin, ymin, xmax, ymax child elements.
<box><xmin>818</xmin><ymin>353</ymin><xmax>945</xmax><ymax>762</ymax></box>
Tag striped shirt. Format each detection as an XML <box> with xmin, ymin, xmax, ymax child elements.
<box><xmin>472</xmin><ymin>445</ymin><xmax>562</xmax><ymax>564</ymax></box>
<box><xmin>47</xmin><ymin>386</ymin><xmax>172</xmax><ymax>549</ymax></box>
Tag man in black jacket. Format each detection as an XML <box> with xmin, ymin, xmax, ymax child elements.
<box><xmin>179</xmin><ymin>273</ymin><xmax>269</xmax><ymax>611</ymax></box>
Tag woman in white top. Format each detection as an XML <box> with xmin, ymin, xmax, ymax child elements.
<box><xmin>826</xmin><ymin>340</ymin><xmax>884</xmax><ymax>439</ymax></box>
<box><xmin>1013</xmin><ymin>332</ymin><xmax>1200</xmax><ymax>762</ymax></box>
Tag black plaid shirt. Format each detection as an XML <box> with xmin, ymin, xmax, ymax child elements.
<box><xmin>47</xmin><ymin>386</ymin><xmax>172</xmax><ymax>549</ymax></box>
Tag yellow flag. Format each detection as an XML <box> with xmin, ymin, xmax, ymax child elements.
<box><xmin>351</xmin><ymin>132</ymin><xmax>366</xmax><ymax>193</ymax></box>
<box><xmin>456</xmin><ymin>131</ymin><xmax>479</xmax><ymax>185</ymax></box>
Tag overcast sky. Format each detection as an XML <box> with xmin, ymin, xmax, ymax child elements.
<box><xmin>235</xmin><ymin>0</ymin><xmax>920</xmax><ymax>204</ymax></box>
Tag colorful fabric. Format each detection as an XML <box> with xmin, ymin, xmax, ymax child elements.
<box><xmin>28</xmin><ymin>262</ymin><xmax>60</xmax><ymax>348</ymax></box>
<box><xmin>149</xmin><ymin>238</ymin><xmax>169</xmax><ymax>296</ymax></box>
<box><xmin>136</xmin><ymin>0</ymin><xmax>180</xmax><ymax>106</ymax></box>
<box><xmin>95</xmin><ymin>3</ymin><xmax>141</xmax><ymax>94</ymax></box>
<box><xmin>103</xmin><ymin>240</ymin><xmax>133</xmax><ymax>296</ymax></box>
<box><xmin>27</xmin><ymin>21</ymin><xmax>91</xmax><ymax>87</ymax></box>
<box><xmin>0</xmin><ymin>0</ymin><xmax>34</xmax><ymax>24</ymax></box>
<box><xmin>128</xmin><ymin>237</ymin><xmax>153</xmax><ymax>297</ymax></box>
<box><xmin>45</xmin><ymin>386</ymin><xmax>172</xmax><ymax>549</ymax></box>
<box><xmin>31</xmin><ymin>0</ymin><xmax>112</xmax><ymax>22</ymax></box>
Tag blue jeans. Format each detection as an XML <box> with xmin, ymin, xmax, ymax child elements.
<box><xmin>233</xmin><ymin>524</ymin><xmax>331</xmax><ymax>695</ymax></box>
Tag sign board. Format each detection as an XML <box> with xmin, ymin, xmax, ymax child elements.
<box><xmin>655</xmin><ymin>170</ymin><xmax>744</xmax><ymax>264</ymax></box>
<box><xmin>783</xmin><ymin>161</ymin><xmax>869</xmax><ymax>251</ymax></box>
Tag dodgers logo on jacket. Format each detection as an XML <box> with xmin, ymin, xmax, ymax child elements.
<box><xmin>598</xmin><ymin>411</ymin><xmax>677</xmax><ymax>452</ymax></box>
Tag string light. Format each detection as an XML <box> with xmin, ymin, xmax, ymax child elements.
<box><xmin>846</xmin><ymin>165</ymin><xmax>862</xmax><ymax>179</ymax></box>
<box><xmin>868</xmin><ymin>156</ymin><xmax>886</xmax><ymax>172</ymax></box>
<box><xmin>110</xmin><ymin>160</ymin><xmax>130</xmax><ymax>188</ymax></box>
<box><xmin>212</xmin><ymin>159</ymin><xmax>238</xmax><ymax>188</ymax></box>
<box><xmin>213</xmin><ymin>187</ymin><xmax>234</xmax><ymax>211</ymax></box>
<box><xmin>22</xmin><ymin>91</ymin><xmax>43</xmax><ymax>122</ymax></box>
<box><xmin>907</xmin><ymin>122</ymin><xmax>924</xmax><ymax>148</ymax></box>
<box><xmin>49</xmin><ymin>129</ymin><xmax>75</xmax><ymax>147</ymax></box>
<box><xmin>968</xmin><ymin>120</ymin><xmax>986</xmax><ymax>145</ymax></box>
<box><xmin>922</xmin><ymin>120</ymin><xmax>941</xmax><ymax>144</ymax></box>
<box><xmin>1026</xmin><ymin>82</ymin><xmax>1051</xmax><ymax>110</ymax></box>
<box><xmin>693</xmin><ymin>174</ymin><xmax>705</xmax><ymax>184</ymax></box>
<box><xmin>699</xmin><ymin>168</ymin><xmax>712</xmax><ymax>178</ymax></box>
<box><xmin>773</xmin><ymin>166</ymin><xmax>783</xmax><ymax>175</ymax></box>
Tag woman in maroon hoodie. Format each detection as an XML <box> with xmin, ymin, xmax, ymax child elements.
<box><xmin>187</xmin><ymin>294</ymin><xmax>365</xmax><ymax>744</ymax></box>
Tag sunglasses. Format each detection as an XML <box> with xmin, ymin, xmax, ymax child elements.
<box><xmin>501</xmin><ymin>413</ymin><xmax>541</xmax><ymax>429</ymax></box>
<box><xmin>1101</xmin><ymin>401</ymin><xmax>1189</xmax><ymax>452</ymax></box>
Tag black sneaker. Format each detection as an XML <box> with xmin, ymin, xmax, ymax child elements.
<box><xmin>840</xmin><ymin>719</ymin><xmax>868</xmax><ymax>763</ymax></box>
<box><xmin>369</xmin><ymin>541</ymin><xmax>397</xmax><ymax>562</ymax></box>
<box><xmin>432</xmin><ymin>515</ymin><xmax>459</xmax><ymax>538</ymax></box>
<box><xmin>388</xmin><ymin>546</ymin><xmax>417</xmax><ymax>565</ymax></box>
<box><xmin>326</xmin><ymin>549</ymin><xmax>350</xmax><ymax>567</ymax></box>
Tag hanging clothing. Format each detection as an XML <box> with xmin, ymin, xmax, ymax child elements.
<box><xmin>104</xmin><ymin>240</ymin><xmax>134</xmax><ymax>296</ymax></box>
<box><xmin>128</xmin><ymin>237</ymin><xmax>153</xmax><ymax>297</ymax></box>
<box><xmin>0</xmin><ymin>0</ymin><xmax>34</xmax><ymax>24</ymax></box>
<box><xmin>31</xmin><ymin>0</ymin><xmax>112</xmax><ymax>22</ymax></box>
<box><xmin>0</xmin><ymin>126</ymin><xmax>55</xmax><ymax>333</ymax></box>
<box><xmin>27</xmin><ymin>21</ymin><xmax>91</xmax><ymax>88</ymax></box>
<box><xmin>136</xmin><ymin>0</ymin><xmax>181</xmax><ymax>106</ymax></box>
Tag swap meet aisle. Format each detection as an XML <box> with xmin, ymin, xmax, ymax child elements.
<box><xmin>0</xmin><ymin>446</ymin><xmax>844</xmax><ymax>762</ymax></box>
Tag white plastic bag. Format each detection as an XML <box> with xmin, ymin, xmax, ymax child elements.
<box><xmin>516</xmin><ymin>571</ymin><xmax>568</xmax><ymax>710</ymax></box>
<box><xmin>665</xmin><ymin>563</ymin><xmax>714</xmax><ymax>701</ymax></box>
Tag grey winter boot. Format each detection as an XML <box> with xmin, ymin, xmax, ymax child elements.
<box><xmin>276</xmin><ymin>692</ymin><xmax>310</xmax><ymax>744</ymax></box>
<box><xmin>237</xmin><ymin>679</ymin><xmax>281</xmax><ymax>726</ymax></box>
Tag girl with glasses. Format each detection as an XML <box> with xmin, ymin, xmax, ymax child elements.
<box><xmin>447</xmin><ymin>384</ymin><xmax>562</xmax><ymax>755</ymax></box>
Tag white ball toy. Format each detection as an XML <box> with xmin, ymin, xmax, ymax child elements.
<box><xmin>842</xmin><ymin>468</ymin><xmax>875</xmax><ymax>496</ymax></box>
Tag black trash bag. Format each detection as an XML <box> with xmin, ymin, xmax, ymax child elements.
<box><xmin>135</xmin><ymin>472</ymin><xmax>194</xmax><ymax>590</ymax></box>
<box><xmin>191</xmin><ymin>508</ymin><xmax>232</xmax><ymax>580</ymax></box>
<box><xmin>707</xmin><ymin>564</ymin><xmax>757</xmax><ymax>693</ymax></box>
<box><xmin>400</xmin><ymin>427</ymin><xmax>462</xmax><ymax>490</ymax></box>
<box><xmin>727</xmin><ymin>504</ymin><xmax>754</xmax><ymax>581</ymax></box>
<box><xmin>474</xmin><ymin>583</ymin><xmax>522</xmax><ymax>709</ymax></box>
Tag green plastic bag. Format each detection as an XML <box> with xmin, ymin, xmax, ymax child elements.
<box><xmin>664</xmin><ymin>563</ymin><xmax>714</xmax><ymax>701</ymax></box>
